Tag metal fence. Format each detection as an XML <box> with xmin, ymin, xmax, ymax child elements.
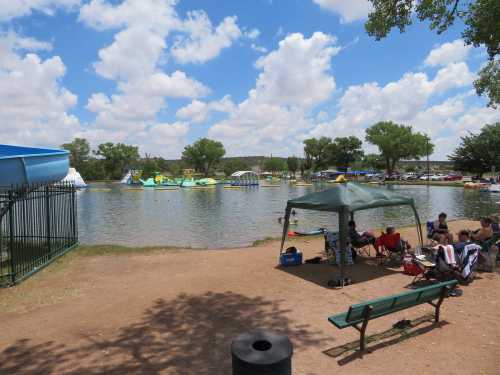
<box><xmin>0</xmin><ymin>182</ymin><xmax>78</xmax><ymax>286</ymax></box>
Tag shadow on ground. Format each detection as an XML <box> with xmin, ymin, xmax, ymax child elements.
<box><xmin>276</xmin><ymin>256</ymin><xmax>401</xmax><ymax>288</ymax></box>
<box><xmin>0</xmin><ymin>291</ymin><xmax>327</xmax><ymax>374</ymax></box>
<box><xmin>323</xmin><ymin>314</ymin><xmax>449</xmax><ymax>366</ymax></box>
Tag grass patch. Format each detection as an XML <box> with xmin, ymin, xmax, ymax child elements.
<box><xmin>383</xmin><ymin>181</ymin><xmax>464</xmax><ymax>188</ymax></box>
<box><xmin>252</xmin><ymin>237</ymin><xmax>277</xmax><ymax>246</ymax></box>
<box><xmin>252</xmin><ymin>233</ymin><xmax>326</xmax><ymax>247</ymax></box>
<box><xmin>75</xmin><ymin>244</ymin><xmax>187</xmax><ymax>256</ymax></box>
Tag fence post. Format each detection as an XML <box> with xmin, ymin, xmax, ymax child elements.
<box><xmin>45</xmin><ymin>185</ymin><xmax>51</xmax><ymax>257</ymax></box>
<box><xmin>71</xmin><ymin>184</ymin><xmax>77</xmax><ymax>241</ymax></box>
<box><xmin>8</xmin><ymin>189</ymin><xmax>15</xmax><ymax>285</ymax></box>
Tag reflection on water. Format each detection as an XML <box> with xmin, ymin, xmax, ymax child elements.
<box><xmin>78</xmin><ymin>183</ymin><xmax>499</xmax><ymax>248</ymax></box>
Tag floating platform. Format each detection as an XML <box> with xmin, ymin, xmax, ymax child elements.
<box><xmin>155</xmin><ymin>187</ymin><xmax>179</xmax><ymax>191</ymax></box>
<box><xmin>0</xmin><ymin>144</ymin><xmax>69</xmax><ymax>187</ymax></box>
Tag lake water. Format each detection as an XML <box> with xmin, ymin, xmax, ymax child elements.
<box><xmin>77</xmin><ymin>183</ymin><xmax>500</xmax><ymax>248</ymax></box>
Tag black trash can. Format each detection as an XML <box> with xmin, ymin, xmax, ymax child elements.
<box><xmin>231</xmin><ymin>331</ymin><xmax>293</xmax><ymax>375</ymax></box>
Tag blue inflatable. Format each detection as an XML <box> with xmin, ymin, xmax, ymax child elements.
<box><xmin>0</xmin><ymin>144</ymin><xmax>69</xmax><ymax>187</ymax></box>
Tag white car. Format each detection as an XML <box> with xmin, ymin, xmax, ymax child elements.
<box><xmin>419</xmin><ymin>174</ymin><xmax>443</xmax><ymax>181</ymax></box>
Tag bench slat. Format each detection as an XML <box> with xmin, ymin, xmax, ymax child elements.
<box><xmin>328</xmin><ymin>280</ymin><xmax>457</xmax><ymax>329</ymax></box>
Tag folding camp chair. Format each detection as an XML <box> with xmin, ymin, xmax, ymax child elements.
<box><xmin>426</xmin><ymin>221</ymin><xmax>438</xmax><ymax>246</ymax></box>
<box><xmin>325</xmin><ymin>231</ymin><xmax>354</xmax><ymax>265</ymax></box>
<box><xmin>376</xmin><ymin>232</ymin><xmax>407</xmax><ymax>265</ymax></box>
<box><xmin>352</xmin><ymin>242</ymin><xmax>372</xmax><ymax>257</ymax></box>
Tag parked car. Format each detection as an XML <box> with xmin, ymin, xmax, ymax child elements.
<box><xmin>419</xmin><ymin>174</ymin><xmax>444</xmax><ymax>181</ymax></box>
<box><xmin>384</xmin><ymin>173</ymin><xmax>401</xmax><ymax>181</ymax></box>
<box><xmin>444</xmin><ymin>174</ymin><xmax>462</xmax><ymax>181</ymax></box>
<box><xmin>402</xmin><ymin>173</ymin><xmax>419</xmax><ymax>181</ymax></box>
<box><xmin>366</xmin><ymin>173</ymin><xmax>383</xmax><ymax>180</ymax></box>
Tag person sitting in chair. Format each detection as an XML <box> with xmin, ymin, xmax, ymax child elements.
<box><xmin>454</xmin><ymin>230</ymin><xmax>473</xmax><ymax>252</ymax></box>
<box><xmin>471</xmin><ymin>217</ymin><xmax>493</xmax><ymax>242</ymax></box>
<box><xmin>432</xmin><ymin>212</ymin><xmax>453</xmax><ymax>244</ymax></box>
<box><xmin>374</xmin><ymin>225</ymin><xmax>410</xmax><ymax>258</ymax></box>
<box><xmin>348</xmin><ymin>220</ymin><xmax>375</xmax><ymax>249</ymax></box>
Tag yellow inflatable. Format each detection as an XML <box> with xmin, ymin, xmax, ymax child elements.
<box><xmin>335</xmin><ymin>174</ymin><xmax>347</xmax><ymax>183</ymax></box>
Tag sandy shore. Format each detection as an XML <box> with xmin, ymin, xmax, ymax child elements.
<box><xmin>0</xmin><ymin>219</ymin><xmax>499</xmax><ymax>374</ymax></box>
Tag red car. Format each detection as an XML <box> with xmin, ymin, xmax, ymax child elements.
<box><xmin>444</xmin><ymin>174</ymin><xmax>462</xmax><ymax>181</ymax></box>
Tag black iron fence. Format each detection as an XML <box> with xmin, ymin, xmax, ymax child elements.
<box><xmin>0</xmin><ymin>182</ymin><xmax>78</xmax><ymax>286</ymax></box>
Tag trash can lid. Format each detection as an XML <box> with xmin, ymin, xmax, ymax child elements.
<box><xmin>231</xmin><ymin>331</ymin><xmax>293</xmax><ymax>365</ymax></box>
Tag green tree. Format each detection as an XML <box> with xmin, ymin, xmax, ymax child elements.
<box><xmin>365</xmin><ymin>0</ymin><xmax>500</xmax><ymax>107</ymax></box>
<box><xmin>61</xmin><ymin>138</ymin><xmax>90</xmax><ymax>172</ymax></box>
<box><xmin>82</xmin><ymin>158</ymin><xmax>106</xmax><ymax>181</ymax></box>
<box><xmin>329</xmin><ymin>136</ymin><xmax>364</xmax><ymax>171</ymax></box>
<box><xmin>223</xmin><ymin>159</ymin><xmax>249</xmax><ymax>177</ymax></box>
<box><xmin>139</xmin><ymin>154</ymin><xmax>160</xmax><ymax>179</ymax></box>
<box><xmin>365</xmin><ymin>121</ymin><xmax>433</xmax><ymax>175</ymax></box>
<box><xmin>361</xmin><ymin>154</ymin><xmax>385</xmax><ymax>171</ymax></box>
<box><xmin>303</xmin><ymin>137</ymin><xmax>332</xmax><ymax>171</ymax></box>
<box><xmin>449</xmin><ymin>122</ymin><xmax>500</xmax><ymax>176</ymax></box>
<box><xmin>286</xmin><ymin>156</ymin><xmax>299</xmax><ymax>178</ymax></box>
<box><xmin>182</xmin><ymin>138</ymin><xmax>225</xmax><ymax>177</ymax></box>
<box><xmin>263</xmin><ymin>157</ymin><xmax>287</xmax><ymax>175</ymax></box>
<box><xmin>95</xmin><ymin>142</ymin><xmax>140</xmax><ymax>180</ymax></box>
<box><xmin>167</xmin><ymin>161</ymin><xmax>183</xmax><ymax>177</ymax></box>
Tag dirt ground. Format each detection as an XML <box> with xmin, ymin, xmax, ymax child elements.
<box><xmin>0</xmin><ymin>219</ymin><xmax>499</xmax><ymax>375</ymax></box>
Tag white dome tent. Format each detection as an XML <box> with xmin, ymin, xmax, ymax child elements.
<box><xmin>61</xmin><ymin>167</ymin><xmax>87</xmax><ymax>188</ymax></box>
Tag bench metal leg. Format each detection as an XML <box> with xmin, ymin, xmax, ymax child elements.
<box><xmin>353</xmin><ymin>305</ymin><xmax>373</xmax><ymax>351</ymax></box>
<box><xmin>428</xmin><ymin>286</ymin><xmax>450</xmax><ymax>322</ymax></box>
<box><xmin>436</xmin><ymin>286</ymin><xmax>450</xmax><ymax>322</ymax></box>
<box><xmin>360</xmin><ymin>317</ymin><xmax>370</xmax><ymax>350</ymax></box>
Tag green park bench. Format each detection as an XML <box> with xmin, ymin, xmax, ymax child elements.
<box><xmin>328</xmin><ymin>279</ymin><xmax>458</xmax><ymax>350</ymax></box>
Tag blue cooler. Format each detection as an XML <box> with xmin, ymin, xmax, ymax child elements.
<box><xmin>280</xmin><ymin>251</ymin><xmax>303</xmax><ymax>266</ymax></box>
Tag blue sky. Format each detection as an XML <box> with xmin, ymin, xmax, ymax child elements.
<box><xmin>1</xmin><ymin>0</ymin><xmax>498</xmax><ymax>160</ymax></box>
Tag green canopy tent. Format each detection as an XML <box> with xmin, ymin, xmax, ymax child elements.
<box><xmin>280</xmin><ymin>183</ymin><xmax>423</xmax><ymax>287</ymax></box>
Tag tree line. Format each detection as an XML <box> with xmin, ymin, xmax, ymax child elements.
<box><xmin>62</xmin><ymin>121</ymin><xmax>499</xmax><ymax>180</ymax></box>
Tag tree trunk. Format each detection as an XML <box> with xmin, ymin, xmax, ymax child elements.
<box><xmin>385</xmin><ymin>157</ymin><xmax>391</xmax><ymax>175</ymax></box>
<box><xmin>391</xmin><ymin>159</ymin><xmax>397</xmax><ymax>176</ymax></box>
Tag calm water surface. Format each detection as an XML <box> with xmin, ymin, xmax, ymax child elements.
<box><xmin>77</xmin><ymin>183</ymin><xmax>499</xmax><ymax>248</ymax></box>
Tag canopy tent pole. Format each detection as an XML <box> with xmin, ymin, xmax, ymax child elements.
<box><xmin>411</xmin><ymin>204</ymin><xmax>423</xmax><ymax>248</ymax></box>
<box><xmin>338</xmin><ymin>207</ymin><xmax>350</xmax><ymax>287</ymax></box>
<box><xmin>279</xmin><ymin>205</ymin><xmax>292</xmax><ymax>254</ymax></box>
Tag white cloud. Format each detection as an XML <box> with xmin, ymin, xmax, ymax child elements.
<box><xmin>312</xmin><ymin>0</ymin><xmax>372</xmax><ymax>23</ymax></box>
<box><xmin>0</xmin><ymin>32</ymin><xmax>80</xmax><ymax>146</ymax></box>
<box><xmin>0</xmin><ymin>31</ymin><xmax>52</xmax><ymax>69</ymax></box>
<box><xmin>176</xmin><ymin>100</ymin><xmax>208</xmax><ymax>124</ymax></box>
<box><xmin>135</xmin><ymin>121</ymin><xmax>190</xmax><ymax>156</ymax></box>
<box><xmin>424</xmin><ymin>39</ymin><xmax>472</xmax><ymax>67</ymax></box>
<box><xmin>79</xmin><ymin>0</ymin><xmax>180</xmax><ymax>31</ymax></box>
<box><xmin>171</xmin><ymin>11</ymin><xmax>242</xmax><ymax>64</ymax></box>
<box><xmin>252</xmin><ymin>32</ymin><xmax>339</xmax><ymax>108</ymax></box>
<box><xmin>0</xmin><ymin>0</ymin><xmax>80</xmax><ymax>21</ymax></box>
<box><xmin>430</xmin><ymin>62</ymin><xmax>475</xmax><ymax>92</ymax></box>
<box><xmin>94</xmin><ymin>26</ymin><xmax>167</xmax><ymax>81</ymax></box>
<box><xmin>79</xmin><ymin>0</ymin><xmax>216</xmax><ymax>156</ymax></box>
<box><xmin>209</xmin><ymin>32</ymin><xmax>338</xmax><ymax>155</ymax></box>
<box><xmin>245</xmin><ymin>28</ymin><xmax>260</xmax><ymax>40</ymax></box>
<box><xmin>309</xmin><ymin>56</ymin><xmax>496</xmax><ymax>159</ymax></box>
<box><xmin>176</xmin><ymin>96</ymin><xmax>235</xmax><ymax>124</ymax></box>
<box><xmin>87</xmin><ymin>71</ymin><xmax>208</xmax><ymax>130</ymax></box>
<box><xmin>251</xmin><ymin>43</ymin><xmax>267</xmax><ymax>53</ymax></box>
